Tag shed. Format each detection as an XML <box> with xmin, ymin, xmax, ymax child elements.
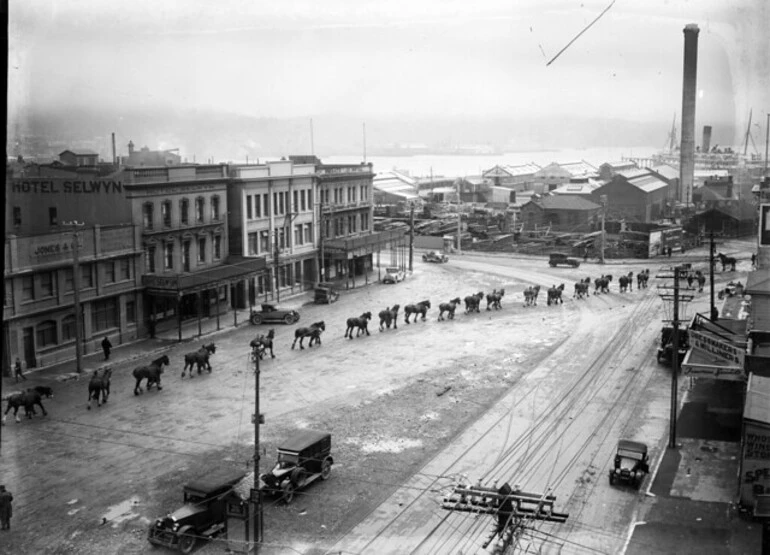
<box><xmin>687</xmin><ymin>202</ymin><xmax>757</xmax><ymax>237</ymax></box>
<box><xmin>519</xmin><ymin>194</ymin><xmax>601</xmax><ymax>232</ymax></box>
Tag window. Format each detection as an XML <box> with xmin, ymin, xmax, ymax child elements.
<box><xmin>273</xmin><ymin>192</ymin><xmax>279</xmax><ymax>216</ymax></box>
<box><xmin>183</xmin><ymin>241</ymin><xmax>191</xmax><ymax>272</ymax></box>
<box><xmin>105</xmin><ymin>261</ymin><xmax>116</xmax><ymax>283</ymax></box>
<box><xmin>260</xmin><ymin>231</ymin><xmax>269</xmax><ymax>253</ymax></box>
<box><xmin>307</xmin><ymin>189</ymin><xmax>312</xmax><ymax>209</ymax></box>
<box><xmin>126</xmin><ymin>299</ymin><xmax>136</xmax><ymax>323</ymax></box>
<box><xmin>22</xmin><ymin>275</ymin><xmax>34</xmax><ymax>300</ymax></box>
<box><xmin>255</xmin><ymin>195</ymin><xmax>261</xmax><ymax>218</ymax></box>
<box><xmin>301</xmin><ymin>190</ymin><xmax>306</xmax><ymax>211</ymax></box>
<box><xmin>361</xmin><ymin>212</ymin><xmax>369</xmax><ymax>231</ymax></box>
<box><xmin>247</xmin><ymin>195</ymin><xmax>253</xmax><ymax>219</ymax></box>
<box><xmin>161</xmin><ymin>200</ymin><xmax>172</xmax><ymax>227</ymax></box>
<box><xmin>92</xmin><ymin>297</ymin><xmax>119</xmax><ymax>332</ymax></box>
<box><xmin>248</xmin><ymin>232</ymin><xmax>258</xmax><ymax>255</ymax></box>
<box><xmin>62</xmin><ymin>315</ymin><xmax>76</xmax><ymax>341</ymax></box>
<box><xmin>295</xmin><ymin>224</ymin><xmax>303</xmax><ymax>246</ymax></box>
<box><xmin>36</xmin><ymin>320</ymin><xmax>58</xmax><ymax>347</ymax></box>
<box><xmin>293</xmin><ymin>190</ymin><xmax>299</xmax><ymax>213</ymax></box>
<box><xmin>197</xmin><ymin>238</ymin><xmax>206</xmax><ymax>263</ymax></box>
<box><xmin>64</xmin><ymin>268</ymin><xmax>74</xmax><ymax>291</ymax></box>
<box><xmin>181</xmin><ymin>198</ymin><xmax>190</xmax><ymax>225</ymax></box>
<box><xmin>213</xmin><ymin>235</ymin><xmax>222</xmax><ymax>260</ymax></box>
<box><xmin>49</xmin><ymin>207</ymin><xmax>58</xmax><ymax>226</ymax></box>
<box><xmin>13</xmin><ymin>206</ymin><xmax>21</xmax><ymax>227</ymax></box>
<box><xmin>165</xmin><ymin>242</ymin><xmax>174</xmax><ymax>270</ymax></box>
<box><xmin>280</xmin><ymin>192</ymin><xmax>285</xmax><ymax>215</ymax></box>
<box><xmin>81</xmin><ymin>264</ymin><xmax>94</xmax><ymax>288</ymax></box>
<box><xmin>145</xmin><ymin>246</ymin><xmax>156</xmax><ymax>273</ymax></box>
<box><xmin>195</xmin><ymin>197</ymin><xmax>204</xmax><ymax>222</ymax></box>
<box><xmin>120</xmin><ymin>259</ymin><xmax>131</xmax><ymax>280</ymax></box>
<box><xmin>40</xmin><ymin>271</ymin><xmax>55</xmax><ymax>297</ymax></box>
<box><xmin>305</xmin><ymin>223</ymin><xmax>313</xmax><ymax>244</ymax></box>
<box><xmin>278</xmin><ymin>228</ymin><xmax>286</xmax><ymax>250</ymax></box>
<box><xmin>211</xmin><ymin>196</ymin><xmax>220</xmax><ymax>220</ymax></box>
<box><xmin>143</xmin><ymin>203</ymin><xmax>154</xmax><ymax>229</ymax></box>
<box><xmin>263</xmin><ymin>193</ymin><xmax>269</xmax><ymax>217</ymax></box>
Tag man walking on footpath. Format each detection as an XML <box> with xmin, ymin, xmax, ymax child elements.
<box><xmin>0</xmin><ymin>485</ymin><xmax>13</xmax><ymax>530</ymax></box>
<box><xmin>101</xmin><ymin>336</ymin><xmax>112</xmax><ymax>361</ymax></box>
<box><xmin>14</xmin><ymin>357</ymin><xmax>26</xmax><ymax>382</ymax></box>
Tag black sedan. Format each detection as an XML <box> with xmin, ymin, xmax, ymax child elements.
<box><xmin>250</xmin><ymin>303</ymin><xmax>300</xmax><ymax>325</ymax></box>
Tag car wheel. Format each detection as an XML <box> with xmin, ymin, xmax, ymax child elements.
<box><xmin>251</xmin><ymin>314</ymin><xmax>263</xmax><ymax>325</ymax></box>
<box><xmin>609</xmin><ymin>473</ymin><xmax>615</xmax><ymax>485</ymax></box>
<box><xmin>178</xmin><ymin>531</ymin><xmax>197</xmax><ymax>554</ymax></box>
<box><xmin>283</xmin><ymin>314</ymin><xmax>294</xmax><ymax>325</ymax></box>
<box><xmin>321</xmin><ymin>459</ymin><xmax>332</xmax><ymax>480</ymax></box>
<box><xmin>282</xmin><ymin>482</ymin><xmax>295</xmax><ymax>504</ymax></box>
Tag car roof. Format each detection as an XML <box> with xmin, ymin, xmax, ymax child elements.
<box><xmin>278</xmin><ymin>429</ymin><xmax>331</xmax><ymax>453</ymax></box>
<box><xmin>617</xmin><ymin>439</ymin><xmax>647</xmax><ymax>453</ymax></box>
<box><xmin>184</xmin><ymin>470</ymin><xmax>247</xmax><ymax>497</ymax></box>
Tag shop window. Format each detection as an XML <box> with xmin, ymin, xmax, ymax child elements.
<box><xmin>62</xmin><ymin>315</ymin><xmax>76</xmax><ymax>341</ymax></box>
<box><xmin>22</xmin><ymin>275</ymin><xmax>34</xmax><ymax>301</ymax></box>
<box><xmin>36</xmin><ymin>320</ymin><xmax>58</xmax><ymax>347</ymax></box>
<box><xmin>92</xmin><ymin>297</ymin><xmax>119</xmax><ymax>332</ymax></box>
<box><xmin>181</xmin><ymin>198</ymin><xmax>190</xmax><ymax>225</ymax></box>
<box><xmin>40</xmin><ymin>271</ymin><xmax>55</xmax><ymax>297</ymax></box>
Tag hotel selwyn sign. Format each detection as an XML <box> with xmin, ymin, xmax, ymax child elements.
<box><xmin>682</xmin><ymin>329</ymin><xmax>745</xmax><ymax>380</ymax></box>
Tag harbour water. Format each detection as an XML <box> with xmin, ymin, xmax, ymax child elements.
<box><xmin>321</xmin><ymin>146</ymin><xmax>659</xmax><ymax>178</ymax></box>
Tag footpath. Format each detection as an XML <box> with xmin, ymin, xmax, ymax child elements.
<box><xmin>625</xmin><ymin>294</ymin><xmax>762</xmax><ymax>555</ymax></box>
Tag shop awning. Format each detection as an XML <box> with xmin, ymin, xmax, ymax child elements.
<box><xmin>681</xmin><ymin>348</ymin><xmax>745</xmax><ymax>381</ymax></box>
<box><xmin>325</xmin><ymin>229</ymin><xmax>407</xmax><ymax>259</ymax></box>
<box><xmin>142</xmin><ymin>256</ymin><xmax>267</xmax><ymax>295</ymax></box>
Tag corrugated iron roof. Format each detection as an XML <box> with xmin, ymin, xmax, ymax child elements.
<box><xmin>628</xmin><ymin>173</ymin><xmax>669</xmax><ymax>193</ymax></box>
<box><xmin>649</xmin><ymin>164</ymin><xmax>679</xmax><ymax>181</ymax></box>
<box><xmin>746</xmin><ymin>270</ymin><xmax>770</xmax><ymax>294</ymax></box>
<box><xmin>745</xmin><ymin>373</ymin><xmax>770</xmax><ymax>423</ymax></box>
<box><xmin>525</xmin><ymin>194</ymin><xmax>601</xmax><ymax>211</ymax></box>
<box><xmin>483</xmin><ymin>163</ymin><xmax>541</xmax><ymax>177</ymax></box>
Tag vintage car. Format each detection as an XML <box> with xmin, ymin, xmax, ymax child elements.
<box><xmin>382</xmin><ymin>267</ymin><xmax>406</xmax><ymax>284</ymax></box>
<box><xmin>147</xmin><ymin>471</ymin><xmax>246</xmax><ymax>553</ymax></box>
<box><xmin>422</xmin><ymin>250</ymin><xmax>449</xmax><ymax>263</ymax></box>
<box><xmin>656</xmin><ymin>326</ymin><xmax>690</xmax><ymax>366</ymax></box>
<box><xmin>609</xmin><ymin>439</ymin><xmax>650</xmax><ymax>488</ymax></box>
<box><xmin>314</xmin><ymin>282</ymin><xmax>340</xmax><ymax>304</ymax></box>
<box><xmin>261</xmin><ymin>429</ymin><xmax>333</xmax><ymax>504</ymax></box>
<box><xmin>548</xmin><ymin>252</ymin><xmax>581</xmax><ymax>268</ymax></box>
<box><xmin>250</xmin><ymin>303</ymin><xmax>300</xmax><ymax>325</ymax></box>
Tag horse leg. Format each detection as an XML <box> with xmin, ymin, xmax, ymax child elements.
<box><xmin>269</xmin><ymin>346</ymin><xmax>275</xmax><ymax>359</ymax></box>
<box><xmin>156</xmin><ymin>376</ymin><xmax>163</xmax><ymax>391</ymax></box>
<box><xmin>134</xmin><ymin>378</ymin><xmax>142</xmax><ymax>396</ymax></box>
<box><xmin>365</xmin><ymin>325</ymin><xmax>370</xmax><ymax>336</ymax></box>
<box><xmin>38</xmin><ymin>401</ymin><xmax>48</xmax><ymax>417</ymax></box>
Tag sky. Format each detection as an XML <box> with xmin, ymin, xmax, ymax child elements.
<box><xmin>7</xmin><ymin>0</ymin><xmax>770</xmax><ymax>145</ymax></box>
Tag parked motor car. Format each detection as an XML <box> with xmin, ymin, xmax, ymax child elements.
<box><xmin>656</xmin><ymin>326</ymin><xmax>690</xmax><ymax>366</ymax></box>
<box><xmin>314</xmin><ymin>282</ymin><xmax>340</xmax><ymax>304</ymax></box>
<box><xmin>250</xmin><ymin>303</ymin><xmax>300</xmax><ymax>325</ymax></box>
<box><xmin>147</xmin><ymin>471</ymin><xmax>246</xmax><ymax>553</ymax></box>
<box><xmin>382</xmin><ymin>267</ymin><xmax>406</xmax><ymax>284</ymax></box>
<box><xmin>422</xmin><ymin>250</ymin><xmax>449</xmax><ymax>263</ymax></box>
<box><xmin>261</xmin><ymin>430</ymin><xmax>334</xmax><ymax>504</ymax></box>
<box><xmin>608</xmin><ymin>439</ymin><xmax>650</xmax><ymax>488</ymax></box>
<box><xmin>548</xmin><ymin>252</ymin><xmax>581</xmax><ymax>268</ymax></box>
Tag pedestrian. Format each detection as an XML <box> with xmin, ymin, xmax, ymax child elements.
<box><xmin>751</xmin><ymin>253</ymin><xmax>756</xmax><ymax>268</ymax></box>
<box><xmin>583</xmin><ymin>247</ymin><xmax>589</xmax><ymax>262</ymax></box>
<box><xmin>101</xmin><ymin>336</ymin><xmax>112</xmax><ymax>361</ymax></box>
<box><xmin>0</xmin><ymin>485</ymin><xmax>12</xmax><ymax>530</ymax></box>
<box><xmin>14</xmin><ymin>357</ymin><xmax>26</xmax><ymax>382</ymax></box>
<box><xmin>667</xmin><ymin>246</ymin><xmax>672</xmax><ymax>258</ymax></box>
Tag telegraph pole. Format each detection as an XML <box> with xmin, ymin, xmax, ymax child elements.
<box><xmin>319</xmin><ymin>198</ymin><xmax>325</xmax><ymax>283</ymax></box>
<box><xmin>709</xmin><ymin>230</ymin><xmax>717</xmax><ymax>321</ymax></box>
<box><xmin>251</xmin><ymin>349</ymin><xmax>263</xmax><ymax>549</ymax></box>
<box><xmin>274</xmin><ymin>232</ymin><xmax>281</xmax><ymax>303</ymax></box>
<box><xmin>63</xmin><ymin>221</ymin><xmax>85</xmax><ymax>373</ymax></box>
<box><xmin>600</xmin><ymin>195</ymin><xmax>607</xmax><ymax>264</ymax></box>
<box><xmin>408</xmin><ymin>202</ymin><xmax>414</xmax><ymax>272</ymax></box>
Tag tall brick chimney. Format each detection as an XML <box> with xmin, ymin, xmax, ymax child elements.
<box><xmin>702</xmin><ymin>125</ymin><xmax>712</xmax><ymax>154</ymax></box>
<box><xmin>679</xmin><ymin>24</ymin><xmax>700</xmax><ymax>207</ymax></box>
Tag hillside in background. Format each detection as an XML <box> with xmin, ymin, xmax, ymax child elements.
<box><xmin>6</xmin><ymin>105</ymin><xmax>737</xmax><ymax>162</ymax></box>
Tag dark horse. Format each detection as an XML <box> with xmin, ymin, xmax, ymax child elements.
<box><xmin>182</xmin><ymin>343</ymin><xmax>216</xmax><ymax>377</ymax></box>
<box><xmin>251</xmin><ymin>329</ymin><xmax>276</xmax><ymax>359</ymax></box>
<box><xmin>404</xmin><ymin>300</ymin><xmax>431</xmax><ymax>324</ymax></box>
<box><xmin>619</xmin><ymin>272</ymin><xmax>634</xmax><ymax>293</ymax></box>
<box><xmin>486</xmin><ymin>289</ymin><xmax>505</xmax><ymax>310</ymax></box>
<box><xmin>573</xmin><ymin>278</ymin><xmax>590</xmax><ymax>299</ymax></box>
<box><xmin>292</xmin><ymin>322</ymin><xmax>325</xmax><ymax>349</ymax></box>
<box><xmin>87</xmin><ymin>367</ymin><xmax>112</xmax><ymax>410</ymax></box>
<box><xmin>438</xmin><ymin>298</ymin><xmax>462</xmax><ymax>321</ymax></box>
<box><xmin>133</xmin><ymin>355</ymin><xmax>169</xmax><ymax>395</ymax></box>
<box><xmin>523</xmin><ymin>285</ymin><xmax>540</xmax><ymax>307</ymax></box>
<box><xmin>379</xmin><ymin>305</ymin><xmax>400</xmax><ymax>331</ymax></box>
<box><xmin>717</xmin><ymin>252</ymin><xmax>737</xmax><ymax>272</ymax></box>
<box><xmin>594</xmin><ymin>275</ymin><xmax>612</xmax><ymax>294</ymax></box>
<box><xmin>345</xmin><ymin>312</ymin><xmax>373</xmax><ymax>338</ymax></box>
<box><xmin>637</xmin><ymin>269</ymin><xmax>650</xmax><ymax>289</ymax></box>
<box><xmin>547</xmin><ymin>284</ymin><xmax>565</xmax><ymax>306</ymax></box>
<box><xmin>464</xmin><ymin>292</ymin><xmax>484</xmax><ymax>313</ymax></box>
<box><xmin>3</xmin><ymin>387</ymin><xmax>52</xmax><ymax>424</ymax></box>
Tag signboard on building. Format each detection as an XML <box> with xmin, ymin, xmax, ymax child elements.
<box><xmin>740</xmin><ymin>420</ymin><xmax>770</xmax><ymax>509</ymax></box>
<box><xmin>689</xmin><ymin>329</ymin><xmax>745</xmax><ymax>367</ymax></box>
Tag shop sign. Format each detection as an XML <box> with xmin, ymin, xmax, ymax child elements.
<box><xmin>689</xmin><ymin>329</ymin><xmax>745</xmax><ymax>367</ymax></box>
<box><xmin>741</xmin><ymin>422</ymin><xmax>770</xmax><ymax>507</ymax></box>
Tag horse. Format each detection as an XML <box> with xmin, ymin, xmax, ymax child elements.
<box><xmin>523</xmin><ymin>285</ymin><xmax>540</xmax><ymax>307</ymax></box>
<box><xmin>486</xmin><ymin>289</ymin><xmax>505</xmax><ymax>310</ymax></box>
<box><xmin>87</xmin><ymin>367</ymin><xmax>112</xmax><ymax>410</ymax></box>
<box><xmin>3</xmin><ymin>389</ymin><xmax>49</xmax><ymax>424</ymax></box>
<box><xmin>695</xmin><ymin>271</ymin><xmax>706</xmax><ymax>293</ymax></box>
<box><xmin>292</xmin><ymin>322</ymin><xmax>325</xmax><ymax>349</ymax></box>
<box><xmin>619</xmin><ymin>272</ymin><xmax>634</xmax><ymax>293</ymax></box>
<box><xmin>250</xmin><ymin>329</ymin><xmax>276</xmax><ymax>359</ymax></box>
<box><xmin>547</xmin><ymin>284</ymin><xmax>565</xmax><ymax>306</ymax></box>
<box><xmin>404</xmin><ymin>301</ymin><xmax>431</xmax><ymax>324</ymax></box>
<box><xmin>181</xmin><ymin>343</ymin><xmax>216</xmax><ymax>377</ymax></box>
<box><xmin>132</xmin><ymin>355</ymin><xmax>169</xmax><ymax>395</ymax></box>
<box><xmin>345</xmin><ymin>312</ymin><xmax>372</xmax><ymax>338</ymax></box>
<box><xmin>637</xmin><ymin>269</ymin><xmax>650</xmax><ymax>289</ymax></box>
<box><xmin>573</xmin><ymin>279</ymin><xmax>590</xmax><ymax>300</ymax></box>
<box><xmin>717</xmin><ymin>253</ymin><xmax>736</xmax><ymax>272</ymax></box>
<box><xmin>438</xmin><ymin>298</ymin><xmax>462</xmax><ymax>321</ymax></box>
<box><xmin>379</xmin><ymin>305</ymin><xmax>400</xmax><ymax>331</ymax></box>
<box><xmin>464</xmin><ymin>292</ymin><xmax>484</xmax><ymax>313</ymax></box>
<box><xmin>594</xmin><ymin>275</ymin><xmax>612</xmax><ymax>294</ymax></box>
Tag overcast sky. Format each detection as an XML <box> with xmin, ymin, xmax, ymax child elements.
<box><xmin>8</xmin><ymin>0</ymin><xmax>769</xmax><ymax>139</ymax></box>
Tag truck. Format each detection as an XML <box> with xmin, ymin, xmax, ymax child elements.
<box><xmin>261</xmin><ymin>430</ymin><xmax>333</xmax><ymax>504</ymax></box>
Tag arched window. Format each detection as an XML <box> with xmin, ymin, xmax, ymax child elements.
<box><xmin>195</xmin><ymin>197</ymin><xmax>205</xmax><ymax>223</ymax></box>
<box><xmin>211</xmin><ymin>195</ymin><xmax>220</xmax><ymax>221</ymax></box>
<box><xmin>36</xmin><ymin>320</ymin><xmax>58</xmax><ymax>347</ymax></box>
<box><xmin>143</xmin><ymin>202</ymin><xmax>154</xmax><ymax>229</ymax></box>
<box><xmin>180</xmin><ymin>198</ymin><xmax>190</xmax><ymax>225</ymax></box>
<box><xmin>161</xmin><ymin>199</ymin><xmax>172</xmax><ymax>227</ymax></box>
<box><xmin>62</xmin><ymin>315</ymin><xmax>76</xmax><ymax>341</ymax></box>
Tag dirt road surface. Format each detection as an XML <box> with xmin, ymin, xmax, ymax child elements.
<box><xmin>0</xmin><ymin>242</ymin><xmax>753</xmax><ymax>555</ymax></box>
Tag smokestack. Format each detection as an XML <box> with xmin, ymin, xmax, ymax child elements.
<box><xmin>112</xmin><ymin>132</ymin><xmax>117</xmax><ymax>165</ymax></box>
<box><xmin>702</xmin><ymin>125</ymin><xmax>712</xmax><ymax>154</ymax></box>
<box><xmin>679</xmin><ymin>24</ymin><xmax>700</xmax><ymax>207</ymax></box>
